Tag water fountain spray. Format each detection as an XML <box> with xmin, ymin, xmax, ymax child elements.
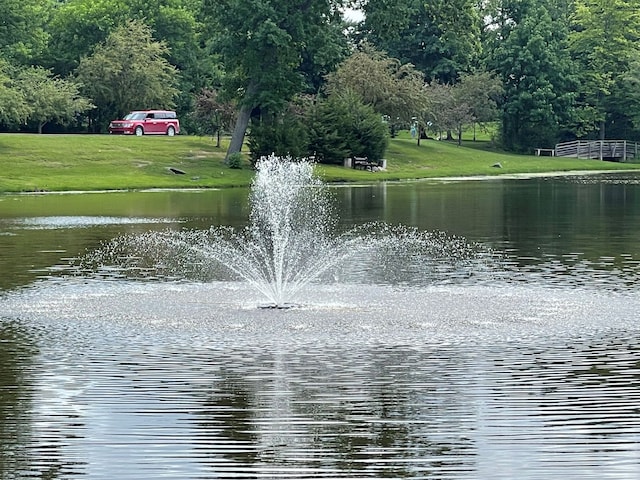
<box><xmin>83</xmin><ymin>155</ymin><xmax>485</xmax><ymax>307</ymax></box>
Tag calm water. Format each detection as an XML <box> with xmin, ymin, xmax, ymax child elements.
<box><xmin>1</xmin><ymin>173</ymin><xmax>640</xmax><ymax>479</ymax></box>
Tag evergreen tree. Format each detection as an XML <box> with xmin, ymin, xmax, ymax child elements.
<box><xmin>309</xmin><ymin>91</ymin><xmax>390</xmax><ymax>164</ymax></box>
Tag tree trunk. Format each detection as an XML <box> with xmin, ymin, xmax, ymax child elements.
<box><xmin>225</xmin><ymin>81</ymin><xmax>258</xmax><ymax>162</ymax></box>
<box><xmin>225</xmin><ymin>105</ymin><xmax>251</xmax><ymax>160</ymax></box>
<box><xmin>599</xmin><ymin>119</ymin><xmax>606</xmax><ymax>140</ymax></box>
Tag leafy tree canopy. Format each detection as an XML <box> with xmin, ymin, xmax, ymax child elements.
<box><xmin>202</xmin><ymin>0</ymin><xmax>350</xmax><ymax>158</ymax></box>
<box><xmin>0</xmin><ymin>0</ymin><xmax>51</xmax><ymax>65</ymax></box>
<box><xmin>15</xmin><ymin>67</ymin><xmax>94</xmax><ymax>133</ymax></box>
<box><xmin>75</xmin><ymin>20</ymin><xmax>179</xmax><ymax>131</ymax></box>
<box><xmin>0</xmin><ymin>60</ymin><xmax>28</xmax><ymax>125</ymax></box>
<box><xmin>488</xmin><ymin>0</ymin><xmax>578</xmax><ymax>151</ymax></box>
<box><xmin>46</xmin><ymin>0</ymin><xmax>216</xmax><ymax>122</ymax></box>
<box><xmin>569</xmin><ymin>0</ymin><xmax>640</xmax><ymax>138</ymax></box>
<box><xmin>324</xmin><ymin>43</ymin><xmax>426</xmax><ymax>125</ymax></box>
<box><xmin>359</xmin><ymin>0</ymin><xmax>481</xmax><ymax>83</ymax></box>
<box><xmin>46</xmin><ymin>0</ymin><xmax>131</xmax><ymax>75</ymax></box>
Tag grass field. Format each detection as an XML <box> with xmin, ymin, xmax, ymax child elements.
<box><xmin>1</xmin><ymin>132</ymin><xmax>639</xmax><ymax>192</ymax></box>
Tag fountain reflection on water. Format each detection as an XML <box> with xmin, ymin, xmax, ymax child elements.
<box><xmin>86</xmin><ymin>155</ymin><xmax>486</xmax><ymax>307</ymax></box>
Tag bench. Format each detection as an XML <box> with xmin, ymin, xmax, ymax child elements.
<box><xmin>535</xmin><ymin>148</ymin><xmax>555</xmax><ymax>156</ymax></box>
<box><xmin>352</xmin><ymin>156</ymin><xmax>384</xmax><ymax>171</ymax></box>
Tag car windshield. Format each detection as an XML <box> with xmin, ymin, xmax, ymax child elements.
<box><xmin>124</xmin><ymin>112</ymin><xmax>146</xmax><ymax>120</ymax></box>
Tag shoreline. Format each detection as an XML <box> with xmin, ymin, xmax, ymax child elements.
<box><xmin>3</xmin><ymin>169</ymin><xmax>638</xmax><ymax>196</ymax></box>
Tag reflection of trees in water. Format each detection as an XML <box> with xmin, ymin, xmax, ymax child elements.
<box><xmin>0</xmin><ymin>322</ymin><xmax>84</xmax><ymax>479</ymax></box>
<box><xmin>195</xmin><ymin>347</ymin><xmax>476</xmax><ymax>477</ymax></box>
<box><xmin>289</xmin><ymin>346</ymin><xmax>476</xmax><ymax>477</ymax></box>
<box><xmin>0</xmin><ymin>322</ymin><xmax>43</xmax><ymax>477</ymax></box>
<box><xmin>197</xmin><ymin>372</ymin><xmax>260</xmax><ymax>472</ymax></box>
<box><xmin>496</xmin><ymin>335</ymin><xmax>640</xmax><ymax>438</ymax></box>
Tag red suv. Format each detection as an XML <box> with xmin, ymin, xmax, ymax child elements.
<box><xmin>109</xmin><ymin>110</ymin><xmax>180</xmax><ymax>136</ymax></box>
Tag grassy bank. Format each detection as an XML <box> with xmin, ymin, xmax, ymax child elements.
<box><xmin>1</xmin><ymin>133</ymin><xmax>639</xmax><ymax>192</ymax></box>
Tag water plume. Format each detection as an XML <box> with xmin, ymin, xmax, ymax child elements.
<box><xmin>82</xmin><ymin>155</ymin><xmax>488</xmax><ymax>307</ymax></box>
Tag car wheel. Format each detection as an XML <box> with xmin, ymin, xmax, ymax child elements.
<box><xmin>167</xmin><ymin>126</ymin><xmax>175</xmax><ymax>136</ymax></box>
<box><xmin>135</xmin><ymin>126</ymin><xmax>144</xmax><ymax>136</ymax></box>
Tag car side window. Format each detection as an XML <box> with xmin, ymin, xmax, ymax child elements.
<box><xmin>146</xmin><ymin>113</ymin><xmax>155</xmax><ymax>119</ymax></box>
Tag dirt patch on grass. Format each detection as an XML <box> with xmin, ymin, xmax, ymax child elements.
<box><xmin>185</xmin><ymin>150</ymin><xmax>218</xmax><ymax>159</ymax></box>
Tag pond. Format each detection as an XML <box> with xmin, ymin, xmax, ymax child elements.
<box><xmin>1</xmin><ymin>172</ymin><xmax>640</xmax><ymax>479</ymax></box>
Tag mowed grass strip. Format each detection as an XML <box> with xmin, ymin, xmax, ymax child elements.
<box><xmin>1</xmin><ymin>133</ymin><xmax>639</xmax><ymax>192</ymax></box>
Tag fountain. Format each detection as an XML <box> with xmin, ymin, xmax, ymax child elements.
<box><xmin>82</xmin><ymin>155</ymin><xmax>486</xmax><ymax>308</ymax></box>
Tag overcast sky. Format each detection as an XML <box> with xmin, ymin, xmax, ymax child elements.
<box><xmin>343</xmin><ymin>7</ymin><xmax>365</xmax><ymax>22</ymax></box>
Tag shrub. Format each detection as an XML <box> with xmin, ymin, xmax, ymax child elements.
<box><xmin>308</xmin><ymin>91</ymin><xmax>389</xmax><ymax>164</ymax></box>
<box><xmin>247</xmin><ymin>115</ymin><xmax>310</xmax><ymax>163</ymax></box>
<box><xmin>226</xmin><ymin>152</ymin><xmax>244</xmax><ymax>169</ymax></box>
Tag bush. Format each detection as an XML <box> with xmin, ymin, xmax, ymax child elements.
<box><xmin>226</xmin><ymin>152</ymin><xmax>244</xmax><ymax>169</ymax></box>
<box><xmin>247</xmin><ymin>115</ymin><xmax>310</xmax><ymax>163</ymax></box>
<box><xmin>308</xmin><ymin>91</ymin><xmax>389</xmax><ymax>164</ymax></box>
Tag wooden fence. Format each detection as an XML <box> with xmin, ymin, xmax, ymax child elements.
<box><xmin>554</xmin><ymin>140</ymin><xmax>640</xmax><ymax>161</ymax></box>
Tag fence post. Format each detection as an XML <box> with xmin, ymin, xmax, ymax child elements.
<box><xmin>599</xmin><ymin>141</ymin><xmax>603</xmax><ymax>160</ymax></box>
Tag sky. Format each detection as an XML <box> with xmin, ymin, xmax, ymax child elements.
<box><xmin>343</xmin><ymin>7</ymin><xmax>365</xmax><ymax>22</ymax></box>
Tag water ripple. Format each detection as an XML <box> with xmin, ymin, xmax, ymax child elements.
<box><xmin>2</xmin><ymin>280</ymin><xmax>640</xmax><ymax>479</ymax></box>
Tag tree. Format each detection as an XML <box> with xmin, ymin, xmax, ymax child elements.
<box><xmin>487</xmin><ymin>0</ymin><xmax>578</xmax><ymax>152</ymax></box>
<box><xmin>569</xmin><ymin>0</ymin><xmax>640</xmax><ymax>139</ymax></box>
<box><xmin>127</xmin><ymin>0</ymin><xmax>222</xmax><ymax>122</ymax></box>
<box><xmin>623</xmin><ymin>55</ymin><xmax>640</xmax><ymax>132</ymax></box>
<box><xmin>0</xmin><ymin>0</ymin><xmax>51</xmax><ymax>65</ymax></box>
<box><xmin>46</xmin><ymin>0</ymin><xmax>218</xmax><ymax>126</ymax></box>
<box><xmin>247</xmin><ymin>108</ymin><xmax>310</xmax><ymax>163</ymax></box>
<box><xmin>45</xmin><ymin>0</ymin><xmax>131</xmax><ymax>75</ymax></box>
<box><xmin>455</xmin><ymin>71</ymin><xmax>504</xmax><ymax>141</ymax></box>
<box><xmin>15</xmin><ymin>67</ymin><xmax>94</xmax><ymax>133</ymax></box>
<box><xmin>421</xmin><ymin>82</ymin><xmax>474</xmax><ymax>145</ymax></box>
<box><xmin>360</xmin><ymin>0</ymin><xmax>481</xmax><ymax>83</ymax></box>
<box><xmin>324</xmin><ymin>44</ymin><xmax>427</xmax><ymax>127</ymax></box>
<box><xmin>203</xmin><ymin>0</ymin><xmax>349</xmax><ymax>161</ymax></box>
<box><xmin>308</xmin><ymin>90</ymin><xmax>390</xmax><ymax>164</ymax></box>
<box><xmin>0</xmin><ymin>61</ymin><xmax>28</xmax><ymax>126</ymax></box>
<box><xmin>192</xmin><ymin>88</ymin><xmax>236</xmax><ymax>146</ymax></box>
<box><xmin>75</xmin><ymin>20</ymin><xmax>179</xmax><ymax>132</ymax></box>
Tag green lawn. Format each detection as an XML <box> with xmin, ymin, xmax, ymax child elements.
<box><xmin>1</xmin><ymin>132</ymin><xmax>638</xmax><ymax>192</ymax></box>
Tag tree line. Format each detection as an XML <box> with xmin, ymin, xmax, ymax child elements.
<box><xmin>1</xmin><ymin>0</ymin><xmax>640</xmax><ymax>160</ymax></box>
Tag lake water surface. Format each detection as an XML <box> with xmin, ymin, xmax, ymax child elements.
<box><xmin>1</xmin><ymin>173</ymin><xmax>639</xmax><ymax>479</ymax></box>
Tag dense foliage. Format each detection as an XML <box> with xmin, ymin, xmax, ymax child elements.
<box><xmin>1</xmin><ymin>0</ymin><xmax>640</xmax><ymax>156</ymax></box>
<box><xmin>76</xmin><ymin>20</ymin><xmax>179</xmax><ymax>131</ymax></box>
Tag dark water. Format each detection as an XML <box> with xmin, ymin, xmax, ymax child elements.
<box><xmin>1</xmin><ymin>173</ymin><xmax>640</xmax><ymax>479</ymax></box>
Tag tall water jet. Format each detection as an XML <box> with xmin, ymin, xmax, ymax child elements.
<box><xmin>84</xmin><ymin>155</ymin><xmax>486</xmax><ymax>307</ymax></box>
